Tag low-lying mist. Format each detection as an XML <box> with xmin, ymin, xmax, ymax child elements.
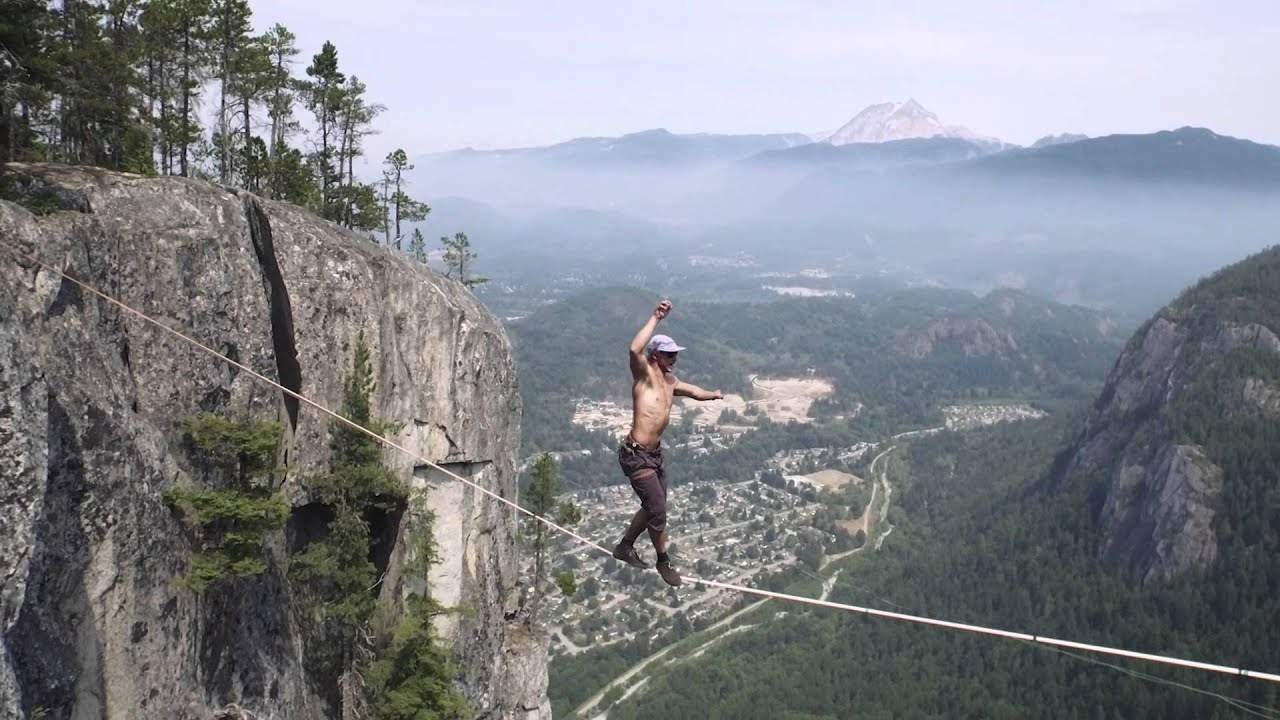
<box><xmin>409</xmin><ymin>136</ymin><xmax>1280</xmax><ymax>322</ymax></box>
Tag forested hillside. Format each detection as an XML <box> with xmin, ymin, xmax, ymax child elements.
<box><xmin>594</xmin><ymin>246</ymin><xmax>1280</xmax><ymax>720</ymax></box>
<box><xmin>1054</xmin><ymin>244</ymin><xmax>1280</xmax><ymax>584</ymax></box>
<box><xmin>606</xmin><ymin>415</ymin><xmax>1280</xmax><ymax>719</ymax></box>
<box><xmin>511</xmin><ymin>284</ymin><xmax>1125</xmax><ymax>454</ymax></box>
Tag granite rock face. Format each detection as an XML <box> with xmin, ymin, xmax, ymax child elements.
<box><xmin>895</xmin><ymin>316</ymin><xmax>1021</xmax><ymax>361</ymax></box>
<box><xmin>1056</xmin><ymin>267</ymin><xmax>1280</xmax><ymax>585</ymax></box>
<box><xmin>0</xmin><ymin>164</ymin><xmax>547</xmax><ymax>719</ymax></box>
<box><xmin>1097</xmin><ymin>444</ymin><xmax>1224</xmax><ymax>585</ymax></box>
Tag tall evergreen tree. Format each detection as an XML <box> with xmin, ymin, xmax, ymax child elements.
<box><xmin>137</xmin><ymin>0</ymin><xmax>210</xmax><ymax>176</ymax></box>
<box><xmin>333</xmin><ymin>75</ymin><xmax>383</xmax><ymax>230</ymax></box>
<box><xmin>290</xmin><ymin>331</ymin><xmax>406</xmax><ymax>716</ymax></box>
<box><xmin>381</xmin><ymin>148</ymin><xmax>430</xmax><ymax>250</ymax></box>
<box><xmin>208</xmin><ymin>0</ymin><xmax>250</xmax><ymax>183</ymax></box>
<box><xmin>0</xmin><ymin>1</ymin><xmax>58</xmax><ymax>162</ymax></box>
<box><xmin>260</xmin><ymin>24</ymin><xmax>296</xmax><ymax>157</ymax></box>
<box><xmin>523</xmin><ymin>453</ymin><xmax>581</xmax><ymax>625</ymax></box>
<box><xmin>258</xmin><ymin>24</ymin><xmax>297</xmax><ymax>194</ymax></box>
<box><xmin>138</xmin><ymin>0</ymin><xmax>176</xmax><ymax>171</ymax></box>
<box><xmin>302</xmin><ymin>40</ymin><xmax>343</xmax><ymax>219</ymax></box>
<box><xmin>172</xmin><ymin>0</ymin><xmax>210</xmax><ymax>176</ymax></box>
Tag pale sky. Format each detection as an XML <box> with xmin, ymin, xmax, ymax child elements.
<box><xmin>249</xmin><ymin>0</ymin><xmax>1280</xmax><ymax>161</ymax></box>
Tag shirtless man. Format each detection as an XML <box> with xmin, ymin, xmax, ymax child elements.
<box><xmin>612</xmin><ymin>300</ymin><xmax>723</xmax><ymax>587</ymax></box>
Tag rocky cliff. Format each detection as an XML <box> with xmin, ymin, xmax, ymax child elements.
<box><xmin>0</xmin><ymin>164</ymin><xmax>548</xmax><ymax>719</ymax></box>
<box><xmin>1056</xmin><ymin>245</ymin><xmax>1280</xmax><ymax>585</ymax></box>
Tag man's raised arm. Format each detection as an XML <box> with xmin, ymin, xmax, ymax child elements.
<box><xmin>629</xmin><ymin>300</ymin><xmax>671</xmax><ymax>379</ymax></box>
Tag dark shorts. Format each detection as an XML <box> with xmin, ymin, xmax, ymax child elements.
<box><xmin>618</xmin><ymin>436</ymin><xmax>668</xmax><ymax>532</ymax></box>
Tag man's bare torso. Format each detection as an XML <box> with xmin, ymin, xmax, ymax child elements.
<box><xmin>629</xmin><ymin>365</ymin><xmax>677</xmax><ymax>448</ymax></box>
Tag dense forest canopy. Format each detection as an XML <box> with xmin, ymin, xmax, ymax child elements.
<box><xmin>511</xmin><ymin>284</ymin><xmax>1127</xmax><ymax>457</ymax></box>
<box><xmin>601</xmin><ymin>415</ymin><xmax>1280</xmax><ymax>720</ymax></box>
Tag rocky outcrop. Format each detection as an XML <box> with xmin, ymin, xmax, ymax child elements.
<box><xmin>1097</xmin><ymin>444</ymin><xmax>1223</xmax><ymax>585</ymax></box>
<box><xmin>0</xmin><ymin>164</ymin><xmax>547</xmax><ymax>719</ymax></box>
<box><xmin>895</xmin><ymin>316</ymin><xmax>1021</xmax><ymax>360</ymax></box>
<box><xmin>1056</xmin><ymin>246</ymin><xmax>1280</xmax><ymax>585</ymax></box>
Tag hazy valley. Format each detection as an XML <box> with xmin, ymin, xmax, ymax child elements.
<box><xmin>5</xmin><ymin>9</ymin><xmax>1280</xmax><ymax>715</ymax></box>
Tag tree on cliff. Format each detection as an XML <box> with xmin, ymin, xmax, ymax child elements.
<box><xmin>288</xmin><ymin>331</ymin><xmax>399</xmax><ymax>712</ymax></box>
<box><xmin>441</xmin><ymin>231</ymin><xmax>488</xmax><ymax>289</ymax></box>
<box><xmin>300</xmin><ymin>40</ymin><xmax>344</xmax><ymax>220</ymax></box>
<box><xmin>364</xmin><ymin>496</ymin><xmax>469</xmax><ymax>720</ymax></box>
<box><xmin>289</xmin><ymin>331</ymin><xmax>466</xmax><ymax>717</ymax></box>
<box><xmin>0</xmin><ymin>3</ymin><xmax>480</xmax><ymax>262</ymax></box>
<box><xmin>381</xmin><ymin>148</ymin><xmax>430</xmax><ymax>250</ymax></box>
<box><xmin>523</xmin><ymin>453</ymin><xmax>582</xmax><ymax>625</ymax></box>
<box><xmin>409</xmin><ymin>228</ymin><xmax>429</xmax><ymax>265</ymax></box>
<box><xmin>165</xmin><ymin>414</ymin><xmax>289</xmax><ymax>591</ymax></box>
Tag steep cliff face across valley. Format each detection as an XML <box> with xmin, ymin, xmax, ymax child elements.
<box><xmin>0</xmin><ymin>164</ymin><xmax>547</xmax><ymax>719</ymax></box>
<box><xmin>1056</xmin><ymin>244</ymin><xmax>1280</xmax><ymax>585</ymax></box>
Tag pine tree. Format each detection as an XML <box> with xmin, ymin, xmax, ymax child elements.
<box><xmin>259</xmin><ymin>23</ymin><xmax>304</xmax><ymax>198</ymax></box>
<box><xmin>523</xmin><ymin>453</ymin><xmax>581</xmax><ymax>625</ymax></box>
<box><xmin>409</xmin><ymin>228</ymin><xmax>429</xmax><ymax>265</ymax></box>
<box><xmin>364</xmin><ymin>502</ymin><xmax>470</xmax><ymax>719</ymax></box>
<box><xmin>333</xmin><ymin>75</ymin><xmax>383</xmax><ymax>230</ymax></box>
<box><xmin>48</xmin><ymin>0</ymin><xmax>144</xmax><ymax>168</ymax></box>
<box><xmin>381</xmin><ymin>148</ymin><xmax>430</xmax><ymax>250</ymax></box>
<box><xmin>138</xmin><ymin>0</ymin><xmax>176</xmax><ymax>171</ymax></box>
<box><xmin>165</xmin><ymin>414</ymin><xmax>289</xmax><ymax>592</ymax></box>
<box><xmin>302</xmin><ymin>40</ymin><xmax>343</xmax><ymax>219</ymax></box>
<box><xmin>441</xmin><ymin>231</ymin><xmax>488</xmax><ymax>288</ymax></box>
<box><xmin>290</xmin><ymin>331</ymin><xmax>406</xmax><ymax>716</ymax></box>
<box><xmin>172</xmin><ymin>0</ymin><xmax>210</xmax><ymax>176</ymax></box>
<box><xmin>260</xmin><ymin>23</ymin><xmax>297</xmax><ymax>158</ymax></box>
<box><xmin>254</xmin><ymin>23</ymin><xmax>317</xmax><ymax>205</ymax></box>
<box><xmin>1</xmin><ymin>1</ymin><xmax>58</xmax><ymax>163</ymax></box>
<box><xmin>137</xmin><ymin>0</ymin><xmax>210</xmax><ymax>176</ymax></box>
<box><xmin>209</xmin><ymin>0</ymin><xmax>251</xmax><ymax>184</ymax></box>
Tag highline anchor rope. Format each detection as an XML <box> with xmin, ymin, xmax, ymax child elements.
<box><xmin>4</xmin><ymin>239</ymin><xmax>1279</xmax><ymax>689</ymax></box>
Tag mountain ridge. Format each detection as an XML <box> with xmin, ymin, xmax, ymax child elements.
<box><xmin>963</xmin><ymin>126</ymin><xmax>1280</xmax><ymax>188</ymax></box>
<box><xmin>1055</xmin><ymin>243</ymin><xmax>1280</xmax><ymax>584</ymax></box>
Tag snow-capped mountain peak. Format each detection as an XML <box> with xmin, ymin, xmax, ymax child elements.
<box><xmin>825</xmin><ymin>99</ymin><xmax>981</xmax><ymax>145</ymax></box>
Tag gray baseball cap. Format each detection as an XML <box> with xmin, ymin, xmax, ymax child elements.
<box><xmin>646</xmin><ymin>334</ymin><xmax>685</xmax><ymax>353</ymax></box>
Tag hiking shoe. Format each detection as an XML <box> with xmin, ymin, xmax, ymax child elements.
<box><xmin>656</xmin><ymin>560</ymin><xmax>683</xmax><ymax>587</ymax></box>
<box><xmin>612</xmin><ymin>543</ymin><xmax>650</xmax><ymax>569</ymax></box>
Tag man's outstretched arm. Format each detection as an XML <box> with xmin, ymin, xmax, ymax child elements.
<box><xmin>629</xmin><ymin>300</ymin><xmax>671</xmax><ymax>379</ymax></box>
<box><xmin>674</xmin><ymin>380</ymin><xmax>723</xmax><ymax>401</ymax></box>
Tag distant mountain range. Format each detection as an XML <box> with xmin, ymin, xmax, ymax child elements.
<box><xmin>966</xmin><ymin>127</ymin><xmax>1280</xmax><ymax>188</ymax></box>
<box><xmin>764</xmin><ymin>126</ymin><xmax>1280</xmax><ymax>195</ymax></box>
<box><xmin>429</xmin><ymin>99</ymin><xmax>988</xmax><ymax>164</ymax></box>
<box><xmin>411</xmin><ymin>105</ymin><xmax>1280</xmax><ymax>323</ymax></box>
<box><xmin>744</xmin><ymin>136</ymin><xmax>1005</xmax><ymax>171</ymax></box>
<box><xmin>430</xmin><ymin>128</ymin><xmax>810</xmax><ymax>168</ymax></box>
<box><xmin>423</xmin><ymin>100</ymin><xmax>1280</xmax><ymax>189</ymax></box>
<box><xmin>1032</xmin><ymin>133</ymin><xmax>1089</xmax><ymax>148</ymax></box>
